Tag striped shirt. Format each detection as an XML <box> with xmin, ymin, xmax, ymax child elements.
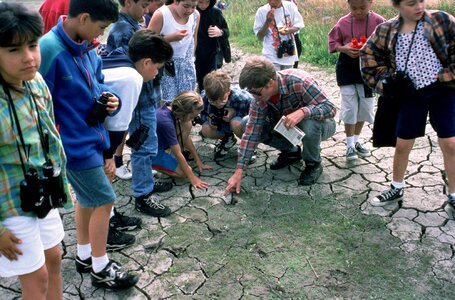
<box><xmin>360</xmin><ymin>10</ymin><xmax>455</xmax><ymax>94</ymax></box>
<box><xmin>0</xmin><ymin>73</ymin><xmax>71</xmax><ymax>236</ymax></box>
<box><xmin>236</xmin><ymin>69</ymin><xmax>336</xmax><ymax>169</ymax></box>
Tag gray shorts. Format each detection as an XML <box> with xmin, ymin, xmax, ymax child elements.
<box><xmin>67</xmin><ymin>166</ymin><xmax>116</xmax><ymax>208</ymax></box>
<box><xmin>339</xmin><ymin>84</ymin><xmax>374</xmax><ymax>124</ymax></box>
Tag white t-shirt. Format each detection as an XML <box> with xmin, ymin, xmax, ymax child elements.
<box><xmin>158</xmin><ymin>5</ymin><xmax>196</xmax><ymax>58</ymax></box>
<box><xmin>254</xmin><ymin>1</ymin><xmax>304</xmax><ymax>66</ymax></box>
<box><xmin>102</xmin><ymin>67</ymin><xmax>143</xmax><ymax>131</ymax></box>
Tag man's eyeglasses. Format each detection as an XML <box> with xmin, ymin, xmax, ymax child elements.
<box><xmin>248</xmin><ymin>87</ymin><xmax>264</xmax><ymax>97</ymax></box>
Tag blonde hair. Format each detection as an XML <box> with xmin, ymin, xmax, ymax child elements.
<box><xmin>171</xmin><ymin>91</ymin><xmax>204</xmax><ymax>119</ymax></box>
<box><xmin>203</xmin><ymin>70</ymin><xmax>231</xmax><ymax>101</ymax></box>
<box><xmin>239</xmin><ymin>55</ymin><xmax>277</xmax><ymax>90</ymax></box>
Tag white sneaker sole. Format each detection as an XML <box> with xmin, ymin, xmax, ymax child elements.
<box><xmin>370</xmin><ymin>196</ymin><xmax>403</xmax><ymax>207</ymax></box>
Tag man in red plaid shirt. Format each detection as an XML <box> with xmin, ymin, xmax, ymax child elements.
<box><xmin>224</xmin><ymin>56</ymin><xmax>336</xmax><ymax>195</ymax></box>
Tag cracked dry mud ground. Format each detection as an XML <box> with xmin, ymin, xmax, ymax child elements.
<box><xmin>2</xmin><ymin>49</ymin><xmax>455</xmax><ymax>300</ymax></box>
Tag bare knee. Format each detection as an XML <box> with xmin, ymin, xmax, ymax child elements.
<box><xmin>45</xmin><ymin>246</ymin><xmax>62</xmax><ymax>275</ymax></box>
<box><xmin>439</xmin><ymin>137</ymin><xmax>455</xmax><ymax>155</ymax></box>
<box><xmin>395</xmin><ymin>138</ymin><xmax>414</xmax><ymax>155</ymax></box>
<box><xmin>20</xmin><ymin>266</ymin><xmax>48</xmax><ymax>299</ymax></box>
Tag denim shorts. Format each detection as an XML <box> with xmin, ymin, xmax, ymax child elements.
<box><xmin>397</xmin><ymin>82</ymin><xmax>455</xmax><ymax>139</ymax></box>
<box><xmin>0</xmin><ymin>209</ymin><xmax>64</xmax><ymax>277</ymax></box>
<box><xmin>67</xmin><ymin>166</ymin><xmax>116</xmax><ymax>208</ymax></box>
<box><xmin>152</xmin><ymin>148</ymin><xmax>178</xmax><ymax>175</ymax></box>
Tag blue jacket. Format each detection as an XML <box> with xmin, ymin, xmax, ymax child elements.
<box><xmin>39</xmin><ymin>17</ymin><xmax>120</xmax><ymax>171</ymax></box>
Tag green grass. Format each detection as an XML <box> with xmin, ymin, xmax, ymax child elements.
<box><xmin>223</xmin><ymin>0</ymin><xmax>455</xmax><ymax>68</ymax></box>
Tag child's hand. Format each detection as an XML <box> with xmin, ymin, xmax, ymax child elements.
<box><xmin>104</xmin><ymin>158</ymin><xmax>115</xmax><ymax>181</ymax></box>
<box><xmin>222</xmin><ymin>108</ymin><xmax>235</xmax><ymax>122</ymax></box>
<box><xmin>208</xmin><ymin>25</ymin><xmax>223</xmax><ymax>38</ymax></box>
<box><xmin>196</xmin><ymin>161</ymin><xmax>213</xmax><ymax>174</ymax></box>
<box><xmin>339</xmin><ymin>44</ymin><xmax>359</xmax><ymax>58</ymax></box>
<box><xmin>105</xmin><ymin>94</ymin><xmax>119</xmax><ymax>113</ymax></box>
<box><xmin>190</xmin><ymin>176</ymin><xmax>209</xmax><ymax>190</ymax></box>
<box><xmin>266</xmin><ymin>8</ymin><xmax>275</xmax><ymax>23</ymax></box>
<box><xmin>0</xmin><ymin>229</ymin><xmax>22</xmax><ymax>261</ymax></box>
<box><xmin>173</xmin><ymin>29</ymin><xmax>188</xmax><ymax>42</ymax></box>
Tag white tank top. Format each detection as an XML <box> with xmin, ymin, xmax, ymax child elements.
<box><xmin>158</xmin><ymin>5</ymin><xmax>195</xmax><ymax>58</ymax></box>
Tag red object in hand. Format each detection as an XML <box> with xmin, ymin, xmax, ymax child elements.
<box><xmin>351</xmin><ymin>35</ymin><xmax>367</xmax><ymax>49</ymax></box>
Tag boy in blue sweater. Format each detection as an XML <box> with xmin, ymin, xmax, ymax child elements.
<box><xmin>106</xmin><ymin>0</ymin><xmax>174</xmax><ymax>218</ymax></box>
<box><xmin>39</xmin><ymin>0</ymin><xmax>138</xmax><ymax>290</ymax></box>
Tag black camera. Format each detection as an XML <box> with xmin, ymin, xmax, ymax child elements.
<box><xmin>86</xmin><ymin>92</ymin><xmax>113</xmax><ymax>126</ymax></box>
<box><xmin>20</xmin><ymin>162</ymin><xmax>67</xmax><ymax>219</ymax></box>
<box><xmin>126</xmin><ymin>124</ymin><xmax>150</xmax><ymax>151</ymax></box>
<box><xmin>208</xmin><ymin>107</ymin><xmax>227</xmax><ymax>130</ymax></box>
<box><xmin>277</xmin><ymin>39</ymin><xmax>295</xmax><ymax>58</ymax></box>
<box><xmin>382</xmin><ymin>71</ymin><xmax>416</xmax><ymax>99</ymax></box>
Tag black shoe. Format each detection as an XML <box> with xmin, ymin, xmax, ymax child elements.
<box><xmin>270</xmin><ymin>146</ymin><xmax>302</xmax><ymax>170</ymax></box>
<box><xmin>449</xmin><ymin>195</ymin><xmax>455</xmax><ymax>208</ymax></box>
<box><xmin>298</xmin><ymin>163</ymin><xmax>323</xmax><ymax>186</ymax></box>
<box><xmin>214</xmin><ymin>133</ymin><xmax>237</xmax><ymax>161</ymax></box>
<box><xmin>153</xmin><ymin>181</ymin><xmax>173</xmax><ymax>193</ymax></box>
<box><xmin>110</xmin><ymin>208</ymin><xmax>142</xmax><ymax>231</ymax></box>
<box><xmin>135</xmin><ymin>194</ymin><xmax>172</xmax><ymax>217</ymax></box>
<box><xmin>106</xmin><ymin>227</ymin><xmax>135</xmax><ymax>252</ymax></box>
<box><xmin>75</xmin><ymin>255</ymin><xmax>92</xmax><ymax>273</ymax></box>
<box><xmin>91</xmin><ymin>261</ymin><xmax>138</xmax><ymax>290</ymax></box>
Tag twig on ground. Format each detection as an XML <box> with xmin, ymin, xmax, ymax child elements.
<box><xmin>306</xmin><ymin>257</ymin><xmax>319</xmax><ymax>279</ymax></box>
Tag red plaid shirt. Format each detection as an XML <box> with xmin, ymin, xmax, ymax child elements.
<box><xmin>236</xmin><ymin>69</ymin><xmax>336</xmax><ymax>169</ymax></box>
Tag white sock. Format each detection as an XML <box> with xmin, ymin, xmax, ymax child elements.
<box><xmin>110</xmin><ymin>207</ymin><xmax>115</xmax><ymax>219</ymax></box>
<box><xmin>450</xmin><ymin>193</ymin><xmax>455</xmax><ymax>198</ymax></box>
<box><xmin>346</xmin><ymin>136</ymin><xmax>355</xmax><ymax>148</ymax></box>
<box><xmin>391</xmin><ymin>181</ymin><xmax>405</xmax><ymax>189</ymax></box>
<box><xmin>92</xmin><ymin>254</ymin><xmax>109</xmax><ymax>273</ymax></box>
<box><xmin>77</xmin><ymin>243</ymin><xmax>92</xmax><ymax>260</ymax></box>
<box><xmin>354</xmin><ymin>135</ymin><xmax>360</xmax><ymax>144</ymax></box>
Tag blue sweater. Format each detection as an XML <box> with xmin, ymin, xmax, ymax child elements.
<box><xmin>39</xmin><ymin>18</ymin><xmax>119</xmax><ymax>171</ymax></box>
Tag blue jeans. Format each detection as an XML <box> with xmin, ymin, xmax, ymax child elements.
<box><xmin>129</xmin><ymin>105</ymin><xmax>157</xmax><ymax>198</ymax></box>
<box><xmin>266</xmin><ymin>118</ymin><xmax>336</xmax><ymax>164</ymax></box>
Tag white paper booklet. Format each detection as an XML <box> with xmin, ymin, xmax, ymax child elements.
<box><xmin>273</xmin><ymin>116</ymin><xmax>305</xmax><ymax>147</ymax></box>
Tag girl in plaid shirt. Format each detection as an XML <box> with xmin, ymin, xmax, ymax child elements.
<box><xmin>0</xmin><ymin>3</ymin><xmax>70</xmax><ymax>298</ymax></box>
<box><xmin>360</xmin><ymin>0</ymin><xmax>455</xmax><ymax>207</ymax></box>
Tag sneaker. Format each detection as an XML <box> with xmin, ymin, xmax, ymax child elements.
<box><xmin>355</xmin><ymin>142</ymin><xmax>370</xmax><ymax>157</ymax></box>
<box><xmin>75</xmin><ymin>255</ymin><xmax>92</xmax><ymax>273</ymax></box>
<box><xmin>270</xmin><ymin>146</ymin><xmax>302</xmax><ymax>170</ymax></box>
<box><xmin>298</xmin><ymin>163</ymin><xmax>323</xmax><ymax>186</ymax></box>
<box><xmin>370</xmin><ymin>185</ymin><xmax>404</xmax><ymax>206</ymax></box>
<box><xmin>110</xmin><ymin>208</ymin><xmax>142</xmax><ymax>231</ymax></box>
<box><xmin>153</xmin><ymin>181</ymin><xmax>173</xmax><ymax>193</ymax></box>
<box><xmin>115</xmin><ymin>165</ymin><xmax>132</xmax><ymax>180</ymax></box>
<box><xmin>135</xmin><ymin>194</ymin><xmax>172</xmax><ymax>217</ymax></box>
<box><xmin>223</xmin><ymin>133</ymin><xmax>237</xmax><ymax>150</ymax></box>
<box><xmin>91</xmin><ymin>261</ymin><xmax>138</xmax><ymax>290</ymax></box>
<box><xmin>448</xmin><ymin>195</ymin><xmax>455</xmax><ymax>208</ymax></box>
<box><xmin>106</xmin><ymin>227</ymin><xmax>135</xmax><ymax>252</ymax></box>
<box><xmin>248</xmin><ymin>151</ymin><xmax>257</xmax><ymax>165</ymax></box>
<box><xmin>346</xmin><ymin>146</ymin><xmax>358</xmax><ymax>161</ymax></box>
<box><xmin>214</xmin><ymin>134</ymin><xmax>237</xmax><ymax>161</ymax></box>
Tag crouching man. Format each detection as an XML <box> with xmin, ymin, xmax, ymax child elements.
<box><xmin>224</xmin><ymin>56</ymin><xmax>336</xmax><ymax>195</ymax></box>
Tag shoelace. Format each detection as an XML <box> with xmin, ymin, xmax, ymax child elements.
<box><xmin>380</xmin><ymin>188</ymin><xmax>400</xmax><ymax>200</ymax></box>
<box><xmin>144</xmin><ymin>196</ymin><xmax>166</xmax><ymax>209</ymax></box>
<box><xmin>106</xmin><ymin>262</ymin><xmax>127</xmax><ymax>279</ymax></box>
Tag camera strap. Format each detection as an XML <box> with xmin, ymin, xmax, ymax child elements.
<box><xmin>396</xmin><ymin>20</ymin><xmax>419</xmax><ymax>74</ymax></box>
<box><xmin>350</xmin><ymin>13</ymin><xmax>369</xmax><ymax>40</ymax></box>
<box><xmin>273</xmin><ymin>5</ymin><xmax>292</xmax><ymax>44</ymax></box>
<box><xmin>2</xmin><ymin>81</ymin><xmax>50</xmax><ymax>177</ymax></box>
